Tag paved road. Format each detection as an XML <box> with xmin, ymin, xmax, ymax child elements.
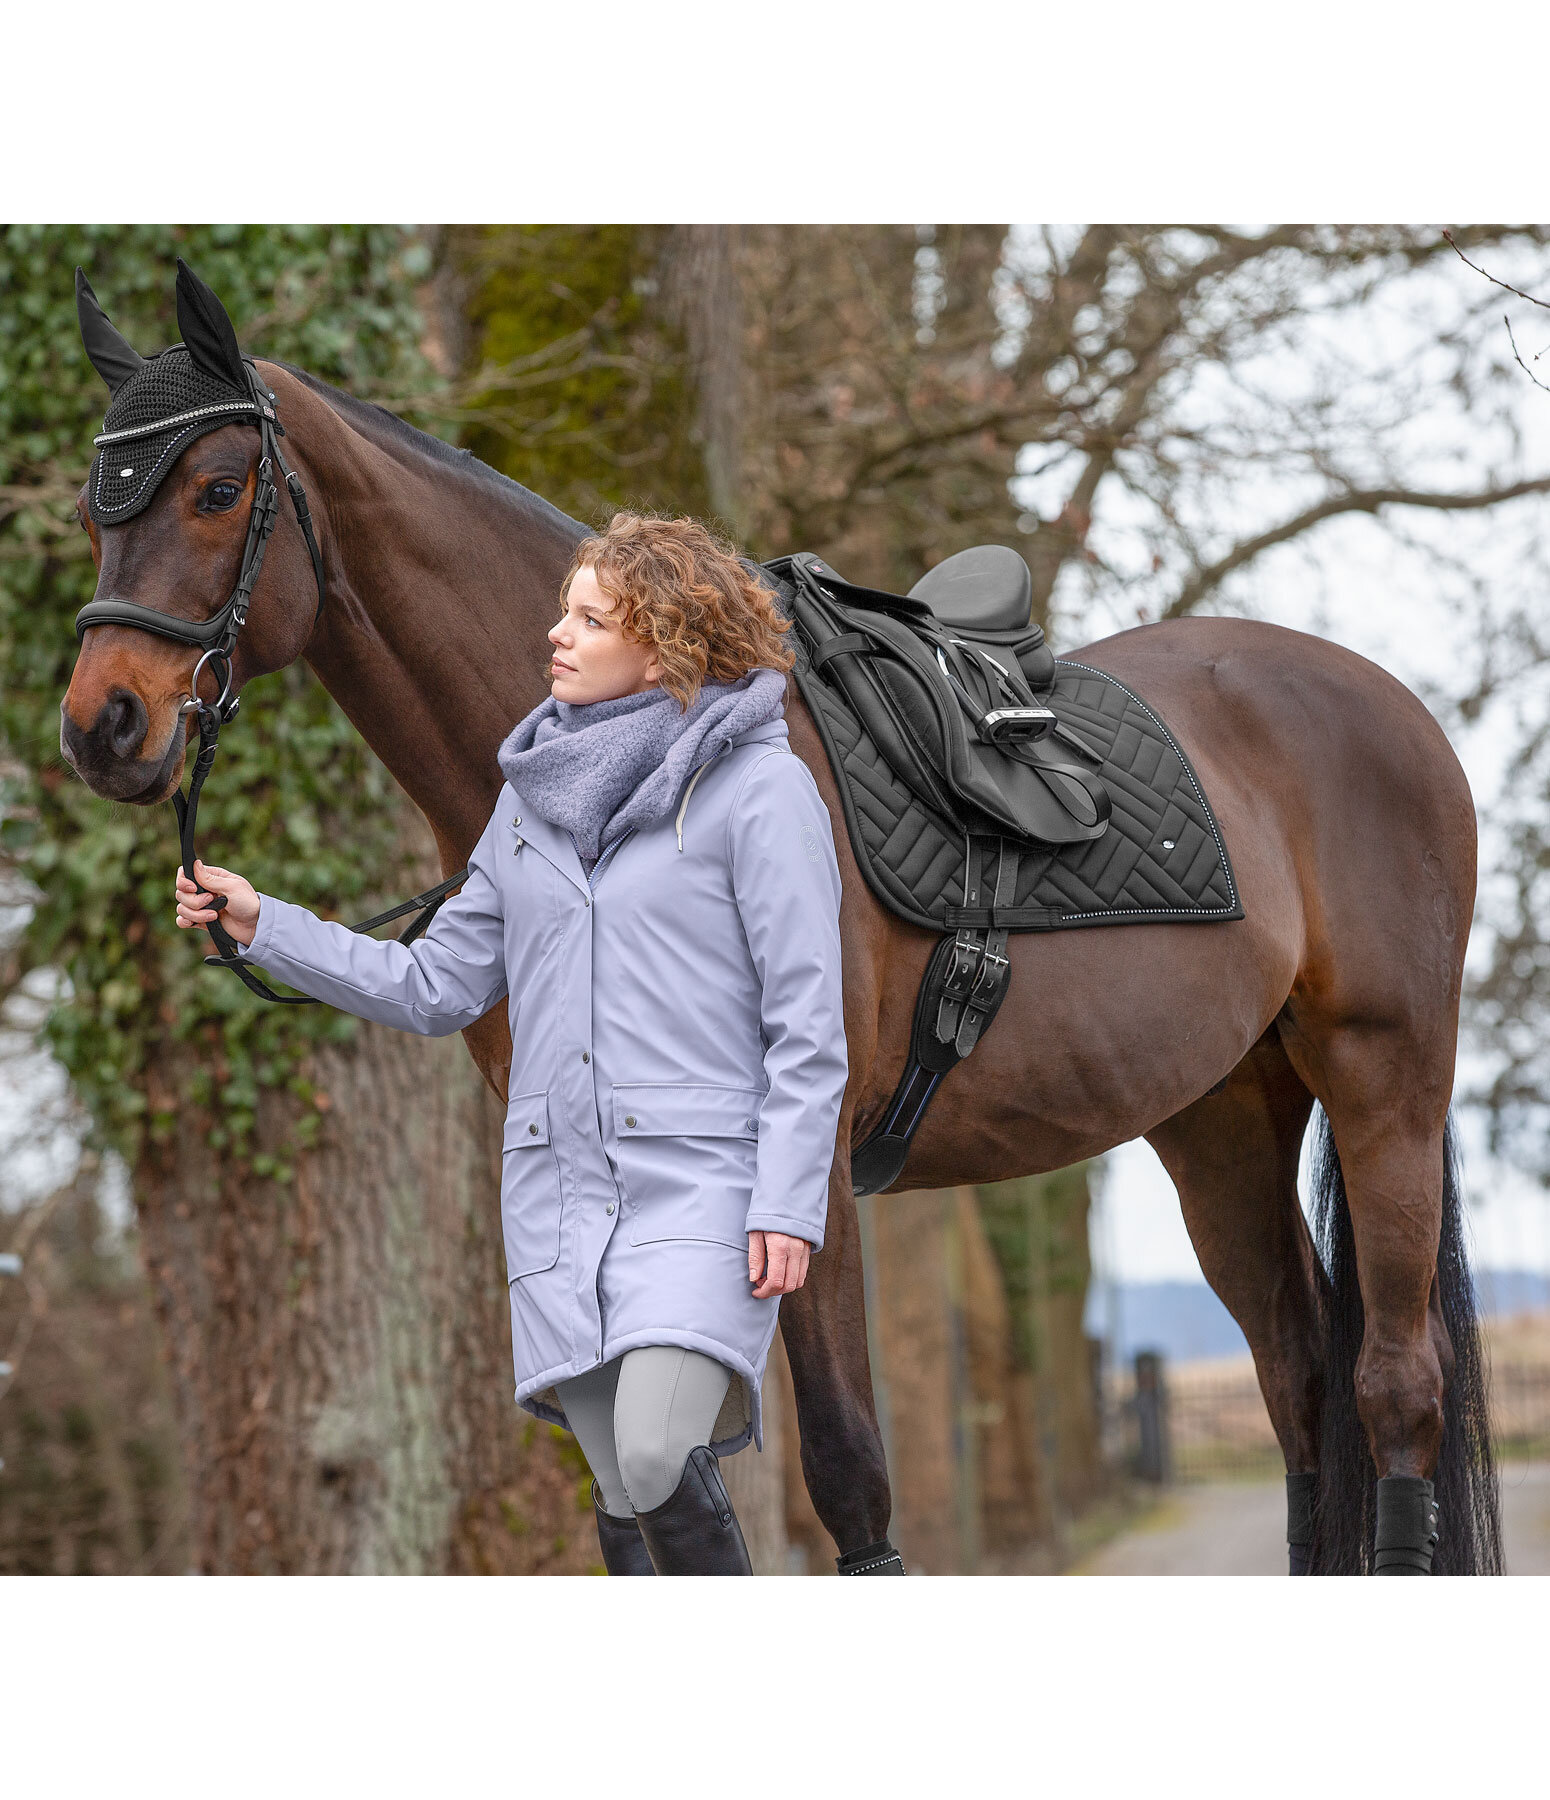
<box><xmin>1068</xmin><ymin>1461</ymin><xmax>1550</xmax><ymax>1575</ymax></box>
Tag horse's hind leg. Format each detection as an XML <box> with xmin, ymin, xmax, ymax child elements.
<box><xmin>1146</xmin><ymin>1028</ymin><xmax>1324</xmax><ymax>1572</ymax></box>
<box><xmin>1279</xmin><ymin>1011</ymin><xmax>1499</xmax><ymax>1573</ymax></box>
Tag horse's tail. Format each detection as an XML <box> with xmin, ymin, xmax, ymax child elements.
<box><xmin>1308</xmin><ymin>1105</ymin><xmax>1502</xmax><ymax>1575</ymax></box>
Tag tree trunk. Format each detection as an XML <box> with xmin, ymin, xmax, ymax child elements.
<box><xmin>658</xmin><ymin>225</ymin><xmax>747</xmax><ymax>532</ymax></box>
<box><xmin>860</xmin><ymin>1186</ymin><xmax>1058</xmax><ymax>1573</ymax></box>
<box><xmin>136</xmin><ymin>1012</ymin><xmax>591</xmax><ymax>1574</ymax></box>
<box><xmin>1041</xmin><ymin>1172</ymin><xmax>1105</xmax><ymax>1513</ymax></box>
<box><xmin>655</xmin><ymin>223</ymin><xmax>797</xmax><ymax>1573</ymax></box>
<box><xmin>867</xmin><ymin>1187</ymin><xmax>961</xmax><ymax>1572</ymax></box>
<box><xmin>953</xmin><ymin>1187</ymin><xmax>1049</xmax><ymax>1554</ymax></box>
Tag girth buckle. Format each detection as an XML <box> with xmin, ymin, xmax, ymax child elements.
<box><xmin>940</xmin><ymin>927</ymin><xmax>984</xmax><ymax>1001</ymax></box>
<box><xmin>954</xmin><ymin>931</ymin><xmax>1010</xmax><ymax>1057</ymax></box>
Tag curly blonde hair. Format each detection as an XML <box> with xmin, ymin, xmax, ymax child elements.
<box><xmin>560</xmin><ymin>512</ymin><xmax>796</xmax><ymax>712</ymax></box>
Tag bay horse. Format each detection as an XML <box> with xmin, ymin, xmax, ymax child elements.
<box><xmin>60</xmin><ymin>319</ymin><xmax>1500</xmax><ymax>1574</ymax></box>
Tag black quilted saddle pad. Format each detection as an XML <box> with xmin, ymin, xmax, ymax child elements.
<box><xmin>793</xmin><ymin>648</ymin><xmax>1243</xmax><ymax>936</ymax></box>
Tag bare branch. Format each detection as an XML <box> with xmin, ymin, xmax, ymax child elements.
<box><xmin>1506</xmin><ymin>315</ymin><xmax>1550</xmax><ymax>394</ymax></box>
<box><xmin>1163</xmin><ymin>475</ymin><xmax>1550</xmax><ymax>618</ymax></box>
<box><xmin>1444</xmin><ymin>231</ymin><xmax>1550</xmax><ymax>312</ymax></box>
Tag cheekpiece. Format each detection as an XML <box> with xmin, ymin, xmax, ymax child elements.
<box><xmin>87</xmin><ymin>347</ymin><xmax>261</xmax><ymax>526</ymax></box>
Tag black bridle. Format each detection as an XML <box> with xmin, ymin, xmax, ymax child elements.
<box><xmin>76</xmin><ymin>362</ymin><xmax>467</xmax><ymax>1005</ymax></box>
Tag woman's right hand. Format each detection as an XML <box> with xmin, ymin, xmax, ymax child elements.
<box><xmin>175</xmin><ymin>858</ymin><xmax>260</xmax><ymax>948</ymax></box>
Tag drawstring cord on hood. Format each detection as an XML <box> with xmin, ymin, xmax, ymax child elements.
<box><xmin>675</xmin><ymin>757</ymin><xmax>716</xmax><ymax>850</ymax></box>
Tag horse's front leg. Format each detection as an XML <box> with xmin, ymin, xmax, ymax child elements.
<box><xmin>778</xmin><ymin>1153</ymin><xmax>904</xmax><ymax>1574</ymax></box>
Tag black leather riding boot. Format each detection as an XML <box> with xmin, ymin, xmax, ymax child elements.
<box><xmin>591</xmin><ymin>1481</ymin><xmax>656</xmax><ymax>1576</ymax></box>
<box><xmin>633</xmin><ymin>1445</ymin><xmax>753</xmax><ymax>1575</ymax></box>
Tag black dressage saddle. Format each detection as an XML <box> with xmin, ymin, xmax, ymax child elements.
<box><xmin>761</xmin><ymin>546</ymin><xmax>1242</xmax><ymax>1196</ymax></box>
<box><xmin>774</xmin><ymin>547</ymin><xmax>1110</xmax><ymax>849</ymax></box>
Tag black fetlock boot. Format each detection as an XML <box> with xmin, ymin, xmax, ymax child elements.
<box><xmin>633</xmin><ymin>1445</ymin><xmax>752</xmax><ymax>1575</ymax></box>
<box><xmin>836</xmin><ymin>1539</ymin><xmax>906</xmax><ymax>1575</ymax></box>
<box><xmin>591</xmin><ymin>1481</ymin><xmax>656</xmax><ymax>1576</ymax></box>
<box><xmin>1374</xmin><ymin>1474</ymin><xmax>1440</xmax><ymax>1575</ymax></box>
<box><xmin>1286</xmin><ymin>1472</ymin><xmax>1316</xmax><ymax>1576</ymax></box>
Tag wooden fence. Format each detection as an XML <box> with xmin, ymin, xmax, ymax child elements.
<box><xmin>1107</xmin><ymin>1350</ymin><xmax>1550</xmax><ymax>1483</ymax></box>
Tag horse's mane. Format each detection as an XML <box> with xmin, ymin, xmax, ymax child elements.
<box><xmin>271</xmin><ymin>360</ymin><xmax>589</xmax><ymax>546</ymax></box>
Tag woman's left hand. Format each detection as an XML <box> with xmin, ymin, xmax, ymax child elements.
<box><xmin>748</xmin><ymin>1231</ymin><xmax>810</xmax><ymax>1298</ymax></box>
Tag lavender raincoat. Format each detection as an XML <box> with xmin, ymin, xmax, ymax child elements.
<box><xmin>230</xmin><ymin>714</ymin><xmax>849</xmax><ymax>1453</ymax></box>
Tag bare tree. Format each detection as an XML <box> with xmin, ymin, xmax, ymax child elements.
<box><xmin>688</xmin><ymin>226</ymin><xmax>1550</xmax><ymax>626</ymax></box>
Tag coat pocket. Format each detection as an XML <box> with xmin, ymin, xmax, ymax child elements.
<box><xmin>612</xmin><ymin>1082</ymin><xmax>764</xmax><ymax>1252</ymax></box>
<box><xmin>502</xmin><ymin>1090</ymin><xmax>562</xmax><ymax>1279</ymax></box>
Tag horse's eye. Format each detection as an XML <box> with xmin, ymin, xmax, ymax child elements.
<box><xmin>204</xmin><ymin>482</ymin><xmax>242</xmax><ymax>511</ymax></box>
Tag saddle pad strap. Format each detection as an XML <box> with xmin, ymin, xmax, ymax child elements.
<box><xmin>944</xmin><ymin>902</ymin><xmax>1062</xmax><ymax>929</ymax></box>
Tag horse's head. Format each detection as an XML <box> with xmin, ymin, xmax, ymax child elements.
<box><xmin>61</xmin><ymin>261</ymin><xmax>323</xmax><ymax>804</ymax></box>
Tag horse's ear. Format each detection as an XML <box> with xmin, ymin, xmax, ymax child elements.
<box><xmin>76</xmin><ymin>267</ymin><xmax>146</xmax><ymax>395</ymax></box>
<box><xmin>174</xmin><ymin>257</ymin><xmax>248</xmax><ymax>393</ymax></box>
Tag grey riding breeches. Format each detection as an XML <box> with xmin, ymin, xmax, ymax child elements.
<box><xmin>556</xmin><ymin>1346</ymin><xmax>733</xmax><ymax>1515</ymax></box>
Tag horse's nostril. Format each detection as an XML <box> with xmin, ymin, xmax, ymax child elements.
<box><xmin>100</xmin><ymin>688</ymin><xmax>149</xmax><ymax>761</ymax></box>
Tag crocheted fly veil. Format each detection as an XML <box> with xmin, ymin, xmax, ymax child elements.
<box><xmin>78</xmin><ymin>260</ymin><xmax>273</xmax><ymax>525</ymax></box>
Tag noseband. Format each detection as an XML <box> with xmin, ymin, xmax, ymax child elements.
<box><xmin>75</xmin><ymin>365</ymin><xmax>467</xmax><ymax>1005</ymax></box>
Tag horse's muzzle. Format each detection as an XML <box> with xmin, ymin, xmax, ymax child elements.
<box><xmin>59</xmin><ymin>691</ymin><xmax>184</xmax><ymax>803</ymax></box>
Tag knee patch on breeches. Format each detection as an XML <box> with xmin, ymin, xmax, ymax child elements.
<box><xmin>614</xmin><ymin>1346</ymin><xmax>731</xmax><ymax>1513</ymax></box>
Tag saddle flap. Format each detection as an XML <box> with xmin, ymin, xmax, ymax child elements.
<box><xmin>807</xmin><ymin>593</ymin><xmax>1108</xmax><ymax>845</ymax></box>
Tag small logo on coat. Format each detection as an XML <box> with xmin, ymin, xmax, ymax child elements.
<box><xmin>800</xmin><ymin>825</ymin><xmax>821</xmax><ymax>863</ymax></box>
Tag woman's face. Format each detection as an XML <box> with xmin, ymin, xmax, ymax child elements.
<box><xmin>546</xmin><ymin>566</ymin><xmax>662</xmax><ymax>704</ymax></box>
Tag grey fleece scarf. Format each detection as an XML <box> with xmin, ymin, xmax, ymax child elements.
<box><xmin>496</xmin><ymin>666</ymin><xmax>789</xmax><ymax>871</ymax></box>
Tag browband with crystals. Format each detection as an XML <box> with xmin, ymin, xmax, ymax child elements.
<box><xmin>93</xmin><ymin>398</ymin><xmax>268</xmax><ymax>447</ymax></box>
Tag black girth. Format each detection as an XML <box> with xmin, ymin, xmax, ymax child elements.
<box><xmin>76</xmin><ymin>362</ymin><xmax>467</xmax><ymax>1004</ymax></box>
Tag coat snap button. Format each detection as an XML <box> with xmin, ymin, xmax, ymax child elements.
<box><xmin>581</xmin><ymin>1051</ymin><xmax>590</xmax><ymax>1064</ymax></box>
<box><xmin>606</xmin><ymin>1203</ymin><xmax>615</xmax><ymax>1215</ymax></box>
<box><xmin>583</xmin><ymin>898</ymin><xmax>591</xmax><ymax>908</ymax></box>
<box><xmin>624</xmin><ymin>1115</ymin><xmax>636</xmax><ymax>1128</ymax></box>
<box><xmin>528</xmin><ymin>1122</ymin><xmax>539</xmax><ymax>1135</ymax></box>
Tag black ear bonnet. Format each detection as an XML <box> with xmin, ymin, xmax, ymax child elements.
<box><xmin>78</xmin><ymin>260</ymin><xmax>274</xmax><ymax>526</ymax></box>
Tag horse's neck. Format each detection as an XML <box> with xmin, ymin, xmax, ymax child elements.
<box><xmin>287</xmin><ymin>377</ymin><xmax>580</xmax><ymax>863</ymax></box>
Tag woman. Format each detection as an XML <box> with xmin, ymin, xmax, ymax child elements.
<box><xmin>173</xmin><ymin>513</ymin><xmax>849</xmax><ymax>1576</ymax></box>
